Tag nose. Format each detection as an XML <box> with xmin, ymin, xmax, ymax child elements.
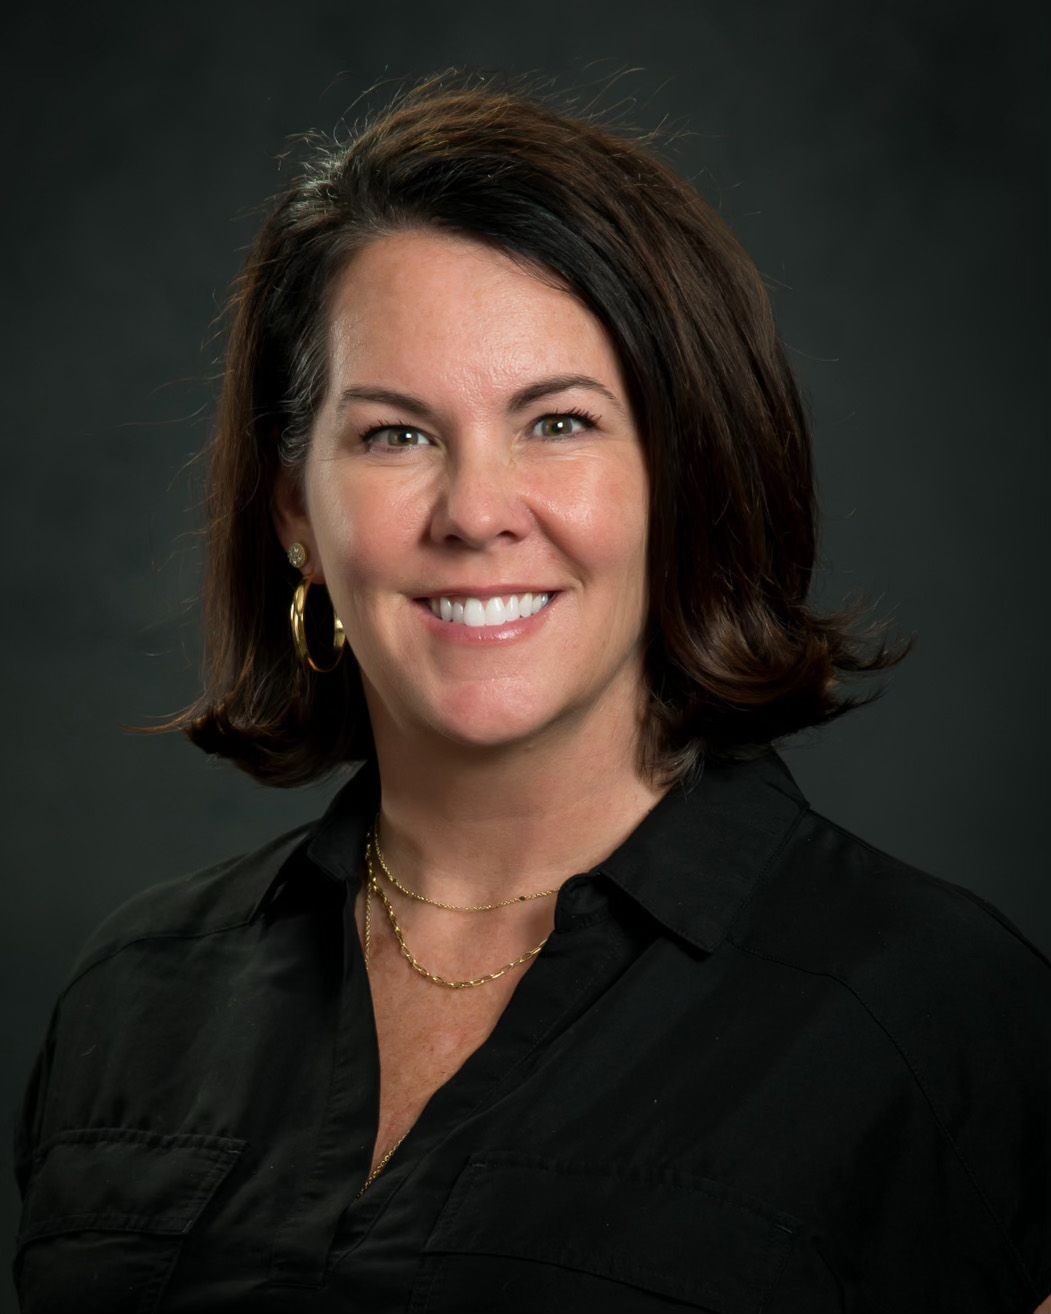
<box><xmin>427</xmin><ymin>440</ymin><xmax>533</xmax><ymax>549</ymax></box>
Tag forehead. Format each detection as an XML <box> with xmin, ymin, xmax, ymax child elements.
<box><xmin>323</xmin><ymin>229</ymin><xmax>625</xmax><ymax>398</ymax></box>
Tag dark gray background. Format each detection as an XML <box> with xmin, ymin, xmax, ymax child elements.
<box><xmin>3</xmin><ymin>0</ymin><xmax>1047</xmax><ymax>1298</ymax></box>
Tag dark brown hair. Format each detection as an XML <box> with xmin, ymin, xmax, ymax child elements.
<box><xmin>169</xmin><ymin>68</ymin><xmax>911</xmax><ymax>789</ymax></box>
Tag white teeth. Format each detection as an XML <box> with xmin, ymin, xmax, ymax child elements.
<box><xmin>426</xmin><ymin>592</ymin><xmax>553</xmax><ymax>626</ymax></box>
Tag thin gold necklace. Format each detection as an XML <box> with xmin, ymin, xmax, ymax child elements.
<box><xmin>357</xmin><ymin>1135</ymin><xmax>406</xmax><ymax>1198</ymax></box>
<box><xmin>370</xmin><ymin>812</ymin><xmax>560</xmax><ymax>910</ymax></box>
<box><xmin>355</xmin><ymin>821</ymin><xmax>558</xmax><ymax>1195</ymax></box>
<box><xmin>362</xmin><ymin>826</ymin><xmax>553</xmax><ymax>989</ymax></box>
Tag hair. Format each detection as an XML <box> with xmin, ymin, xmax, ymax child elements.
<box><xmin>165</xmin><ymin>67</ymin><xmax>912</xmax><ymax>790</ymax></box>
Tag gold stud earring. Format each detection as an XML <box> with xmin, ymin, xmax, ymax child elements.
<box><xmin>287</xmin><ymin>542</ymin><xmax>308</xmax><ymax>569</ymax></box>
<box><xmin>290</xmin><ymin>577</ymin><xmax>346</xmax><ymax>673</ymax></box>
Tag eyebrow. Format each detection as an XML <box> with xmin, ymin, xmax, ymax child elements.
<box><xmin>334</xmin><ymin>373</ymin><xmax>625</xmax><ymax>422</ymax></box>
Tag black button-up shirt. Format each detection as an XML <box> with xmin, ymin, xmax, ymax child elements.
<box><xmin>12</xmin><ymin>749</ymin><xmax>1051</xmax><ymax>1312</ymax></box>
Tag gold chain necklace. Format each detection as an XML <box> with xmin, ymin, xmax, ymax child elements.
<box><xmin>355</xmin><ymin>818</ymin><xmax>560</xmax><ymax>1195</ymax></box>
<box><xmin>356</xmin><ymin>1135</ymin><xmax>406</xmax><ymax>1198</ymax></box>
<box><xmin>362</xmin><ymin>828</ymin><xmax>553</xmax><ymax>989</ymax></box>
<box><xmin>370</xmin><ymin>812</ymin><xmax>560</xmax><ymax>910</ymax></box>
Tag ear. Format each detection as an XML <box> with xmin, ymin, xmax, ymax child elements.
<box><xmin>272</xmin><ymin>465</ymin><xmax>325</xmax><ymax>584</ymax></box>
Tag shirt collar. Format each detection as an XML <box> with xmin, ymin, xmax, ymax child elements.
<box><xmin>304</xmin><ymin>754</ymin><xmax>383</xmax><ymax>887</ymax></box>
<box><xmin>248</xmin><ymin>757</ymin><xmax>381</xmax><ymax>923</ymax></box>
<box><xmin>594</xmin><ymin>748</ymin><xmax>808</xmax><ymax>952</ymax></box>
<box><xmin>255</xmin><ymin>748</ymin><xmax>809</xmax><ymax>954</ymax></box>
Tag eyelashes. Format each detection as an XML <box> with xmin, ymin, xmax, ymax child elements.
<box><xmin>356</xmin><ymin>407</ymin><xmax>602</xmax><ymax>453</ymax></box>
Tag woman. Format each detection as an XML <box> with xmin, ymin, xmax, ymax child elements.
<box><xmin>13</xmin><ymin>71</ymin><xmax>1050</xmax><ymax>1313</ymax></box>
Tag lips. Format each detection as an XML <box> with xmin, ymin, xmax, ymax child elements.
<box><xmin>414</xmin><ymin>588</ymin><xmax>562</xmax><ymax>602</ymax></box>
<box><xmin>423</xmin><ymin>590</ymin><xmax>553</xmax><ymax>619</ymax></box>
<box><xmin>411</xmin><ymin>589</ymin><xmax>562</xmax><ymax>641</ymax></box>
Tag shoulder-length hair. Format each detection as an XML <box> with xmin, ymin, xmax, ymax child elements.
<box><xmin>168</xmin><ymin>68</ymin><xmax>911</xmax><ymax>789</ymax></box>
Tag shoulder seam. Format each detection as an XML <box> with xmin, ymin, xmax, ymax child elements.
<box><xmin>721</xmin><ymin>802</ymin><xmax>809</xmax><ymax>950</ymax></box>
<box><xmin>942</xmin><ymin>883</ymin><xmax>1051</xmax><ymax>970</ymax></box>
<box><xmin>57</xmin><ymin>917</ymin><xmax>260</xmax><ymax>1003</ymax></box>
<box><xmin>809</xmin><ymin>810</ymin><xmax>1051</xmax><ymax>968</ymax></box>
<box><xmin>725</xmin><ymin>936</ymin><xmax>1039</xmax><ymax>1291</ymax></box>
<box><xmin>805</xmin><ymin>810</ymin><xmax>910</xmax><ymax>868</ymax></box>
<box><xmin>57</xmin><ymin>822</ymin><xmax>319</xmax><ymax>1003</ymax></box>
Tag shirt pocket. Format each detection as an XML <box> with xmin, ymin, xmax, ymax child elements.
<box><xmin>409</xmin><ymin>1150</ymin><xmax>804</xmax><ymax>1314</ymax></box>
<box><xmin>14</xmin><ymin>1126</ymin><xmax>246</xmax><ymax>1314</ymax></box>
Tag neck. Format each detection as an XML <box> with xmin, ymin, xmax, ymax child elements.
<box><xmin>361</xmin><ymin>682</ymin><xmax>667</xmax><ymax>909</ymax></box>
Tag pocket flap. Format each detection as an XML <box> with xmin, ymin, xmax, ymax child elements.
<box><xmin>424</xmin><ymin>1151</ymin><xmax>802</xmax><ymax>1313</ymax></box>
<box><xmin>18</xmin><ymin>1127</ymin><xmax>246</xmax><ymax>1245</ymax></box>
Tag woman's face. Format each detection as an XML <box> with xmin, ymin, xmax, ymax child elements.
<box><xmin>275</xmin><ymin>228</ymin><xmax>651</xmax><ymax>758</ymax></box>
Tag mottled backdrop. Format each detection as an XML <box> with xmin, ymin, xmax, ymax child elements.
<box><xmin>3</xmin><ymin>0</ymin><xmax>1047</xmax><ymax>1297</ymax></box>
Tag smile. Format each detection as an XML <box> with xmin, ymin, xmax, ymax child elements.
<box><xmin>423</xmin><ymin>592</ymin><xmax>555</xmax><ymax>627</ymax></box>
<box><xmin>412</xmin><ymin>592</ymin><xmax>562</xmax><ymax>644</ymax></box>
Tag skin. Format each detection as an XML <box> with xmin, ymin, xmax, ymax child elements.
<box><xmin>273</xmin><ymin>228</ymin><xmax>668</xmax><ymax>981</ymax></box>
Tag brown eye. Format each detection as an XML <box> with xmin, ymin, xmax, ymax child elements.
<box><xmin>360</xmin><ymin>425</ymin><xmax>432</xmax><ymax>450</ymax></box>
<box><xmin>534</xmin><ymin>411</ymin><xmax>598</xmax><ymax>440</ymax></box>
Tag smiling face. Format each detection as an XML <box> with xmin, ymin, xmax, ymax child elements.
<box><xmin>274</xmin><ymin>228</ymin><xmax>651</xmax><ymax>761</ymax></box>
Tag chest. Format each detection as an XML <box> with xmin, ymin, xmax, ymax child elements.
<box><xmin>360</xmin><ymin>914</ymin><xmax>532</xmax><ymax>1178</ymax></box>
<box><xmin>353</xmin><ymin>878</ymin><xmax>556</xmax><ymax>1177</ymax></box>
<box><xmin>26</xmin><ymin>877</ymin><xmax>976</xmax><ymax>1314</ymax></box>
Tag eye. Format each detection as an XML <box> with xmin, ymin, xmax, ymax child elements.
<box><xmin>358</xmin><ymin>423</ymin><xmax>433</xmax><ymax>452</ymax></box>
<box><xmin>533</xmin><ymin>409</ymin><xmax>600</xmax><ymax>440</ymax></box>
<box><xmin>357</xmin><ymin>408</ymin><xmax>601</xmax><ymax>452</ymax></box>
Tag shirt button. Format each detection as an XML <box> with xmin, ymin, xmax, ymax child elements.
<box><xmin>554</xmin><ymin>873</ymin><xmax>604</xmax><ymax>930</ymax></box>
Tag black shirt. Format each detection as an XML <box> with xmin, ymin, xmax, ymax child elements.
<box><xmin>12</xmin><ymin>749</ymin><xmax>1051</xmax><ymax>1313</ymax></box>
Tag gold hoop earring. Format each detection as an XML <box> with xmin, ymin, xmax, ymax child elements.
<box><xmin>290</xmin><ymin>577</ymin><xmax>346</xmax><ymax>673</ymax></box>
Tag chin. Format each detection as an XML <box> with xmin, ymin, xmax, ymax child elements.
<box><xmin>432</xmin><ymin>715</ymin><xmax>554</xmax><ymax>753</ymax></box>
<box><xmin>420</xmin><ymin>693</ymin><xmax>566</xmax><ymax>752</ymax></box>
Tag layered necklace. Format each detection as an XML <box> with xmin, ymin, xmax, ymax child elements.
<box><xmin>355</xmin><ymin>815</ymin><xmax>562</xmax><ymax>1196</ymax></box>
<box><xmin>361</xmin><ymin>813</ymin><xmax>560</xmax><ymax>990</ymax></box>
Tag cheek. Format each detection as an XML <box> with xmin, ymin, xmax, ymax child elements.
<box><xmin>558</xmin><ymin>460</ymin><xmax>649</xmax><ymax>574</ymax></box>
<box><xmin>304</xmin><ymin>463</ymin><xmax>391</xmax><ymax>567</ymax></box>
<box><xmin>304</xmin><ymin>447</ymin><xmax>649</xmax><ymax>582</ymax></box>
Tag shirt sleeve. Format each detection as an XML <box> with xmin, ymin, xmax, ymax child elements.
<box><xmin>867</xmin><ymin>888</ymin><xmax>1051</xmax><ymax>1311</ymax></box>
<box><xmin>12</xmin><ymin>1003</ymin><xmax>58</xmax><ymax>1200</ymax></box>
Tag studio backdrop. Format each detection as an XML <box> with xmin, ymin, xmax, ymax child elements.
<box><xmin>3</xmin><ymin>0</ymin><xmax>1047</xmax><ymax>1298</ymax></box>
